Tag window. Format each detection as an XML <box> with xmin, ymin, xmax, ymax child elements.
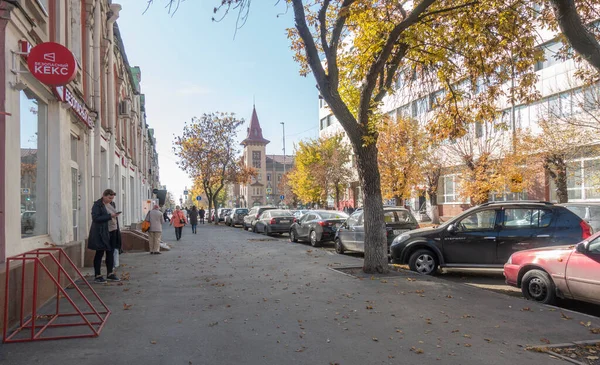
<box><xmin>475</xmin><ymin>122</ymin><xmax>483</xmax><ymax>138</ymax></box>
<box><xmin>20</xmin><ymin>90</ymin><xmax>48</xmax><ymax>238</ymax></box>
<box><xmin>588</xmin><ymin>236</ymin><xmax>600</xmax><ymax>254</ymax></box>
<box><xmin>277</xmin><ymin>174</ymin><xmax>282</xmax><ymax>182</ymax></box>
<box><xmin>258</xmin><ymin>173</ymin><xmax>262</xmax><ymax>181</ymax></box>
<box><xmin>383</xmin><ymin>210</ymin><xmax>416</xmax><ymax>224</ymax></box>
<box><xmin>267</xmin><ymin>174</ymin><xmax>271</xmax><ymax>181</ymax></box>
<box><xmin>346</xmin><ymin>212</ymin><xmax>361</xmax><ymax>227</ymax></box>
<box><xmin>440</xmin><ymin>175</ymin><xmax>458</xmax><ymax>203</ymax></box>
<box><xmin>503</xmin><ymin>208</ymin><xmax>553</xmax><ymax>228</ymax></box>
<box><xmin>252</xmin><ymin>151</ymin><xmax>261</xmax><ymax>168</ymax></box>
<box><xmin>535</xmin><ymin>41</ymin><xmax>563</xmax><ymax>71</ymax></box>
<box><xmin>457</xmin><ymin>210</ymin><xmax>496</xmax><ymax>231</ymax></box>
<box><xmin>411</xmin><ymin>96</ymin><xmax>429</xmax><ymax>117</ymax></box>
<box><xmin>320</xmin><ymin>117</ymin><xmax>327</xmax><ymax>130</ymax></box>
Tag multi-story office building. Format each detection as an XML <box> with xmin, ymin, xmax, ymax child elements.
<box><xmin>319</xmin><ymin>29</ymin><xmax>599</xmax><ymax>219</ymax></box>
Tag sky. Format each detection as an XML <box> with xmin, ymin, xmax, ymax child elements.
<box><xmin>116</xmin><ymin>1</ymin><xmax>320</xmax><ymax>201</ymax></box>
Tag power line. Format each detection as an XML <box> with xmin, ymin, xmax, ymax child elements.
<box><xmin>285</xmin><ymin>125</ymin><xmax>318</xmax><ymax>138</ymax></box>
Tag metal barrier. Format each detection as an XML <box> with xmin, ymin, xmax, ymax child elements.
<box><xmin>3</xmin><ymin>248</ymin><xmax>111</xmax><ymax>342</ymax></box>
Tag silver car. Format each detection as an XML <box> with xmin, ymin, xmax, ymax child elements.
<box><xmin>226</xmin><ymin>208</ymin><xmax>249</xmax><ymax>227</ymax></box>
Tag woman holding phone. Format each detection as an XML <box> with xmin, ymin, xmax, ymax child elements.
<box><xmin>87</xmin><ymin>189</ymin><xmax>121</xmax><ymax>283</ymax></box>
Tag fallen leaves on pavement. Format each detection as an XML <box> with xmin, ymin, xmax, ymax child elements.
<box><xmin>123</xmin><ymin>303</ymin><xmax>133</xmax><ymax>310</ymax></box>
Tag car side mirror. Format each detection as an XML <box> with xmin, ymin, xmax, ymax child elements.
<box><xmin>576</xmin><ymin>241</ymin><xmax>589</xmax><ymax>253</ymax></box>
<box><xmin>447</xmin><ymin>224</ymin><xmax>456</xmax><ymax>234</ymax></box>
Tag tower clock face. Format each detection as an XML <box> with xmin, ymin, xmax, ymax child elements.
<box><xmin>252</xmin><ymin>151</ymin><xmax>261</xmax><ymax>168</ymax></box>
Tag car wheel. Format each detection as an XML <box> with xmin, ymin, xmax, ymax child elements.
<box><xmin>334</xmin><ymin>238</ymin><xmax>345</xmax><ymax>254</ymax></box>
<box><xmin>521</xmin><ymin>269</ymin><xmax>556</xmax><ymax>304</ymax></box>
<box><xmin>243</xmin><ymin>224</ymin><xmax>248</xmax><ymax>231</ymax></box>
<box><xmin>290</xmin><ymin>229</ymin><xmax>298</xmax><ymax>243</ymax></box>
<box><xmin>265</xmin><ymin>227</ymin><xmax>272</xmax><ymax>236</ymax></box>
<box><xmin>408</xmin><ymin>249</ymin><xmax>438</xmax><ymax>275</ymax></box>
<box><xmin>310</xmin><ymin>230</ymin><xmax>320</xmax><ymax>247</ymax></box>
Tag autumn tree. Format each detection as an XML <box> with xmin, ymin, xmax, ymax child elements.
<box><xmin>205</xmin><ymin>0</ymin><xmax>543</xmax><ymax>273</ymax></box>
<box><xmin>288</xmin><ymin>139</ymin><xmax>327</xmax><ymax>207</ymax></box>
<box><xmin>174</xmin><ymin>112</ymin><xmax>254</xmax><ymax>224</ymax></box>
<box><xmin>377</xmin><ymin>116</ymin><xmax>427</xmax><ymax>206</ymax></box>
<box><xmin>278</xmin><ymin>172</ymin><xmax>299</xmax><ymax>208</ymax></box>
<box><xmin>321</xmin><ymin>134</ymin><xmax>352</xmax><ymax>209</ymax></box>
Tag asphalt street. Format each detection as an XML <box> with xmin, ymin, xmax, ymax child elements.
<box><xmin>1</xmin><ymin>222</ymin><xmax>599</xmax><ymax>365</ymax></box>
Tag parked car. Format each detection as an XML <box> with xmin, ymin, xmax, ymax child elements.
<box><xmin>335</xmin><ymin>207</ymin><xmax>419</xmax><ymax>254</ymax></box>
<box><xmin>243</xmin><ymin>206</ymin><xmax>277</xmax><ymax>231</ymax></box>
<box><xmin>226</xmin><ymin>208</ymin><xmax>249</xmax><ymax>227</ymax></box>
<box><xmin>504</xmin><ymin>231</ymin><xmax>600</xmax><ymax>305</ymax></box>
<box><xmin>289</xmin><ymin>210</ymin><xmax>349</xmax><ymax>247</ymax></box>
<box><xmin>560</xmin><ymin>202</ymin><xmax>600</xmax><ymax>233</ymax></box>
<box><xmin>218</xmin><ymin>208</ymin><xmax>232</xmax><ymax>222</ymax></box>
<box><xmin>292</xmin><ymin>210</ymin><xmax>309</xmax><ymax>219</ymax></box>
<box><xmin>390</xmin><ymin>201</ymin><xmax>592</xmax><ymax>275</ymax></box>
<box><xmin>254</xmin><ymin>210</ymin><xmax>296</xmax><ymax>235</ymax></box>
<box><xmin>21</xmin><ymin>211</ymin><xmax>36</xmax><ymax>234</ymax></box>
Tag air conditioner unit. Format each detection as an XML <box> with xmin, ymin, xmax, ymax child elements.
<box><xmin>118</xmin><ymin>100</ymin><xmax>131</xmax><ymax>117</ymax></box>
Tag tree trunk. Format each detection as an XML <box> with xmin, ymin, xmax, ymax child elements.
<box><xmin>212</xmin><ymin>197</ymin><xmax>219</xmax><ymax>225</ymax></box>
<box><xmin>394</xmin><ymin>195</ymin><xmax>402</xmax><ymax>207</ymax></box>
<box><xmin>334</xmin><ymin>183</ymin><xmax>340</xmax><ymax>211</ymax></box>
<box><xmin>355</xmin><ymin>143</ymin><xmax>388</xmax><ymax>274</ymax></box>
<box><xmin>545</xmin><ymin>155</ymin><xmax>569</xmax><ymax>204</ymax></box>
<box><xmin>550</xmin><ymin>0</ymin><xmax>600</xmax><ymax>72</ymax></box>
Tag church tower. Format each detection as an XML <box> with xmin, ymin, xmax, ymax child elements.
<box><xmin>240</xmin><ymin>106</ymin><xmax>270</xmax><ymax>207</ymax></box>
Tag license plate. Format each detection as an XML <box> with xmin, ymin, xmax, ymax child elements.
<box><xmin>393</xmin><ymin>229</ymin><xmax>408</xmax><ymax>235</ymax></box>
<box><xmin>279</xmin><ymin>220</ymin><xmax>289</xmax><ymax>223</ymax></box>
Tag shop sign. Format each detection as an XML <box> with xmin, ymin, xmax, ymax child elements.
<box><xmin>27</xmin><ymin>42</ymin><xmax>77</xmax><ymax>86</ymax></box>
<box><xmin>53</xmin><ymin>86</ymin><xmax>94</xmax><ymax>129</ymax></box>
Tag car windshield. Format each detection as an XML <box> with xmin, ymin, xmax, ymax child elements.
<box><xmin>319</xmin><ymin>211</ymin><xmax>348</xmax><ymax>219</ymax></box>
<box><xmin>270</xmin><ymin>210</ymin><xmax>293</xmax><ymax>217</ymax></box>
<box><xmin>384</xmin><ymin>210</ymin><xmax>417</xmax><ymax>223</ymax></box>
<box><xmin>236</xmin><ymin>209</ymin><xmax>248</xmax><ymax>214</ymax></box>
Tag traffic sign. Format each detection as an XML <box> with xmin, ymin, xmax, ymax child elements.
<box><xmin>183</xmin><ymin>190</ymin><xmax>188</xmax><ymax>195</ymax></box>
<box><xmin>196</xmin><ymin>196</ymin><xmax>202</xmax><ymax>201</ymax></box>
<box><xmin>266</xmin><ymin>188</ymin><xmax>272</xmax><ymax>194</ymax></box>
<box><xmin>280</xmin><ymin>195</ymin><xmax>285</xmax><ymax>200</ymax></box>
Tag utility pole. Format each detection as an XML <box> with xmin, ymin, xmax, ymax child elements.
<box><xmin>281</xmin><ymin>122</ymin><xmax>286</xmax><ymax>175</ymax></box>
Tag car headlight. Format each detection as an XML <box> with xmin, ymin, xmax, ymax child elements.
<box><xmin>391</xmin><ymin>234</ymin><xmax>410</xmax><ymax>246</ymax></box>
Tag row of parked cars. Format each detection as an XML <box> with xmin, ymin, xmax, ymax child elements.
<box><xmin>224</xmin><ymin>201</ymin><xmax>600</xmax><ymax>307</ymax></box>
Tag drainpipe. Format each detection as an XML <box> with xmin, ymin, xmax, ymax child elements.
<box><xmin>92</xmin><ymin>0</ymin><xmax>102</xmax><ymax>198</ymax></box>
<box><xmin>107</xmin><ymin>3</ymin><xmax>121</xmax><ymax>190</ymax></box>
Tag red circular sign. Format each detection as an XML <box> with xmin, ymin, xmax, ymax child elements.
<box><xmin>27</xmin><ymin>42</ymin><xmax>77</xmax><ymax>86</ymax></box>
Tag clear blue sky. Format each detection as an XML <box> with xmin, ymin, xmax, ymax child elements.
<box><xmin>117</xmin><ymin>1</ymin><xmax>319</xmax><ymax>200</ymax></box>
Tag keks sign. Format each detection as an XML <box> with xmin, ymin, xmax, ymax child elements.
<box><xmin>27</xmin><ymin>42</ymin><xmax>77</xmax><ymax>86</ymax></box>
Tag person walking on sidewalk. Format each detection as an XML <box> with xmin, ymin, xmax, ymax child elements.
<box><xmin>189</xmin><ymin>206</ymin><xmax>199</xmax><ymax>234</ymax></box>
<box><xmin>199</xmin><ymin>208</ymin><xmax>205</xmax><ymax>224</ymax></box>
<box><xmin>88</xmin><ymin>189</ymin><xmax>121</xmax><ymax>283</ymax></box>
<box><xmin>163</xmin><ymin>210</ymin><xmax>170</xmax><ymax>222</ymax></box>
<box><xmin>146</xmin><ymin>204</ymin><xmax>164</xmax><ymax>254</ymax></box>
<box><xmin>170</xmin><ymin>205</ymin><xmax>187</xmax><ymax>241</ymax></box>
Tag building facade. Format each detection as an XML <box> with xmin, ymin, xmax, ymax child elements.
<box><xmin>0</xmin><ymin>0</ymin><xmax>160</xmax><ymax>263</ymax></box>
<box><xmin>238</xmin><ymin>106</ymin><xmax>293</xmax><ymax>208</ymax></box>
<box><xmin>319</xmin><ymin>30</ymin><xmax>600</xmax><ymax>219</ymax></box>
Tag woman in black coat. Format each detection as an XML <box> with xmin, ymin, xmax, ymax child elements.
<box><xmin>88</xmin><ymin>189</ymin><xmax>121</xmax><ymax>283</ymax></box>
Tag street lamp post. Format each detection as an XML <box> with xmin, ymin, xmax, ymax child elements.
<box><xmin>280</xmin><ymin>122</ymin><xmax>286</xmax><ymax>175</ymax></box>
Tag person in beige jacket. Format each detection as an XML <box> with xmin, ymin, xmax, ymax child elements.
<box><xmin>146</xmin><ymin>205</ymin><xmax>165</xmax><ymax>254</ymax></box>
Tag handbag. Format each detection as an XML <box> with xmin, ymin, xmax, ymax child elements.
<box><xmin>178</xmin><ymin>211</ymin><xmax>185</xmax><ymax>225</ymax></box>
<box><xmin>141</xmin><ymin>220</ymin><xmax>150</xmax><ymax>232</ymax></box>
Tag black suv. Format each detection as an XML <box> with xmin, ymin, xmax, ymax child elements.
<box><xmin>390</xmin><ymin>201</ymin><xmax>592</xmax><ymax>275</ymax></box>
<box><xmin>243</xmin><ymin>206</ymin><xmax>276</xmax><ymax>231</ymax></box>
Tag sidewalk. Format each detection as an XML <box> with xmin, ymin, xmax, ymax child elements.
<box><xmin>1</xmin><ymin>222</ymin><xmax>598</xmax><ymax>365</ymax></box>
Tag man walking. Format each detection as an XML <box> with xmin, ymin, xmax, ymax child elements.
<box><xmin>199</xmin><ymin>208</ymin><xmax>206</xmax><ymax>224</ymax></box>
<box><xmin>147</xmin><ymin>205</ymin><xmax>164</xmax><ymax>254</ymax></box>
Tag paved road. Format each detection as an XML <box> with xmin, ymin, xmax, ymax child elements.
<box><xmin>260</xmin><ymin>228</ymin><xmax>600</xmax><ymax>319</ymax></box>
<box><xmin>1</xmin><ymin>223</ymin><xmax>599</xmax><ymax>365</ymax></box>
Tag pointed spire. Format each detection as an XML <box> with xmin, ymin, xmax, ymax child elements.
<box><xmin>241</xmin><ymin>105</ymin><xmax>270</xmax><ymax>146</ymax></box>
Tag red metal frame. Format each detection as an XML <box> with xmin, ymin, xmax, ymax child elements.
<box><xmin>3</xmin><ymin>248</ymin><xmax>111</xmax><ymax>342</ymax></box>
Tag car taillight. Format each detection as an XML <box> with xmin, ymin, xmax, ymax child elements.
<box><xmin>293</xmin><ymin>218</ymin><xmax>298</xmax><ymax>223</ymax></box>
<box><xmin>270</xmin><ymin>218</ymin><xmax>276</xmax><ymax>224</ymax></box>
<box><xmin>318</xmin><ymin>221</ymin><xmax>331</xmax><ymax>227</ymax></box>
<box><xmin>580</xmin><ymin>220</ymin><xmax>592</xmax><ymax>239</ymax></box>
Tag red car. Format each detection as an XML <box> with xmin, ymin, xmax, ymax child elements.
<box><xmin>504</xmin><ymin>231</ymin><xmax>600</xmax><ymax>305</ymax></box>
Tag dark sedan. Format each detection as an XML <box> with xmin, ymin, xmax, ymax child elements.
<box><xmin>335</xmin><ymin>207</ymin><xmax>419</xmax><ymax>254</ymax></box>
<box><xmin>254</xmin><ymin>210</ymin><xmax>296</xmax><ymax>235</ymax></box>
<box><xmin>289</xmin><ymin>210</ymin><xmax>349</xmax><ymax>247</ymax></box>
<box><xmin>226</xmin><ymin>208</ymin><xmax>248</xmax><ymax>227</ymax></box>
